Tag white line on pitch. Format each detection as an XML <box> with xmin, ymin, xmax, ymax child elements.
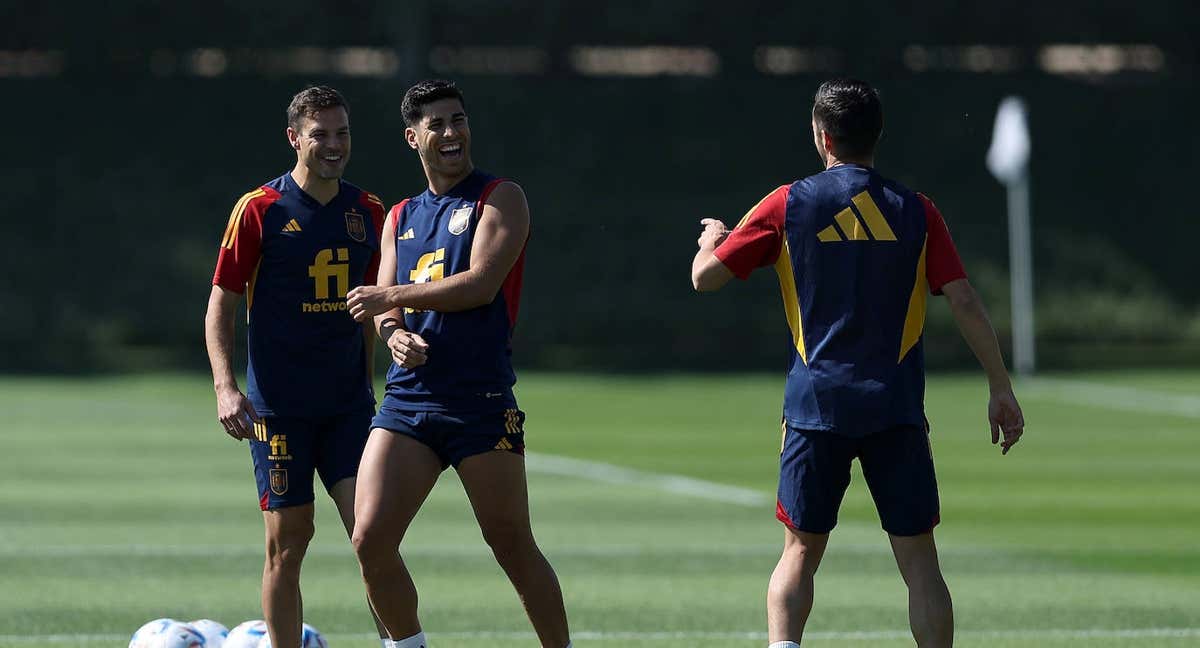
<box><xmin>1024</xmin><ymin>377</ymin><xmax>1200</xmax><ymax>419</ymax></box>
<box><xmin>0</xmin><ymin>539</ymin><xmax>1058</xmax><ymax>559</ymax></box>
<box><xmin>524</xmin><ymin>452</ymin><xmax>773</xmax><ymax>507</ymax></box>
<box><xmin>0</xmin><ymin>542</ymin><xmax>780</xmax><ymax>558</ymax></box>
<box><xmin>4</xmin><ymin>627</ymin><xmax>1200</xmax><ymax>643</ymax></box>
<box><xmin>338</xmin><ymin>628</ymin><xmax>1200</xmax><ymax>640</ymax></box>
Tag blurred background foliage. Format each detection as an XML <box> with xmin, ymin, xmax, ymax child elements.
<box><xmin>3</xmin><ymin>0</ymin><xmax>1197</xmax><ymax>373</ymax></box>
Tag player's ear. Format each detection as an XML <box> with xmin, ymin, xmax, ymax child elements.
<box><xmin>821</xmin><ymin>129</ymin><xmax>836</xmax><ymax>157</ymax></box>
<box><xmin>286</xmin><ymin>127</ymin><xmax>301</xmax><ymax>151</ymax></box>
<box><xmin>404</xmin><ymin>127</ymin><xmax>418</xmax><ymax>151</ymax></box>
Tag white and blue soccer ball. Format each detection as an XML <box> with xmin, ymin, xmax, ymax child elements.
<box><xmin>156</xmin><ymin>622</ymin><xmax>206</xmax><ymax>648</ymax></box>
<box><xmin>224</xmin><ymin>621</ymin><xmax>268</xmax><ymax>648</ymax></box>
<box><xmin>129</xmin><ymin>618</ymin><xmax>178</xmax><ymax>648</ymax></box>
<box><xmin>255</xmin><ymin>623</ymin><xmax>327</xmax><ymax>648</ymax></box>
<box><xmin>188</xmin><ymin>620</ymin><xmax>229</xmax><ymax>648</ymax></box>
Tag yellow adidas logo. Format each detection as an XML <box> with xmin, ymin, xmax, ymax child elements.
<box><xmin>816</xmin><ymin>191</ymin><xmax>897</xmax><ymax>242</ymax></box>
<box><xmin>494</xmin><ymin>409</ymin><xmax>521</xmax><ymax>450</ymax></box>
<box><xmin>282</xmin><ymin>219</ymin><xmax>302</xmax><ymax>233</ymax></box>
<box><xmin>398</xmin><ymin>228</ymin><xmax>415</xmax><ymax>240</ymax></box>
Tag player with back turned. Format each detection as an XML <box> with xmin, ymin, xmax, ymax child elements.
<box><xmin>344</xmin><ymin>80</ymin><xmax>572</xmax><ymax>648</ymax></box>
<box><xmin>690</xmin><ymin>79</ymin><xmax>1025</xmax><ymax>648</ymax></box>
<box><xmin>203</xmin><ymin>86</ymin><xmax>389</xmax><ymax>648</ymax></box>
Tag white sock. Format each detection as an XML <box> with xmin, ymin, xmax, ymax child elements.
<box><xmin>768</xmin><ymin>642</ymin><xmax>801</xmax><ymax>648</ymax></box>
<box><xmin>392</xmin><ymin>632</ymin><xmax>427</xmax><ymax>648</ymax></box>
<box><xmin>564</xmin><ymin>643</ymin><xmax>573</xmax><ymax>648</ymax></box>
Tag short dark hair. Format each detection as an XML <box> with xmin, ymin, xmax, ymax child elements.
<box><xmin>812</xmin><ymin>79</ymin><xmax>883</xmax><ymax>158</ymax></box>
<box><xmin>401</xmin><ymin>79</ymin><xmax>466</xmax><ymax>126</ymax></box>
<box><xmin>287</xmin><ymin>85</ymin><xmax>349</xmax><ymax>130</ymax></box>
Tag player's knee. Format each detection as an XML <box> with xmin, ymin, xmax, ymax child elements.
<box><xmin>265</xmin><ymin>521</ymin><xmax>314</xmax><ymax>573</ymax></box>
<box><xmin>480</xmin><ymin>518</ymin><xmax>535</xmax><ymax>563</ymax></box>
<box><xmin>350</xmin><ymin>523</ymin><xmax>395</xmax><ymax>568</ymax></box>
<box><xmin>906</xmin><ymin>564</ymin><xmax>949</xmax><ymax>593</ymax></box>
<box><xmin>782</xmin><ymin>538</ymin><xmax>825</xmax><ymax>576</ymax></box>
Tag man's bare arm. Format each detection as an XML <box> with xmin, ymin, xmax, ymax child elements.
<box><xmin>347</xmin><ymin>181</ymin><xmax>530</xmax><ymax>318</ymax></box>
<box><xmin>204</xmin><ymin>285</ymin><xmax>260</xmax><ymax>440</ymax></box>
<box><xmin>941</xmin><ymin>278</ymin><xmax>1025</xmax><ymax>454</ymax></box>
<box><xmin>366</xmin><ymin>207</ymin><xmax>429</xmax><ymax>368</ymax></box>
<box><xmin>691</xmin><ymin>218</ymin><xmax>735</xmax><ymax>292</ymax></box>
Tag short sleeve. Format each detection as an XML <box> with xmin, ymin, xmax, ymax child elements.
<box><xmin>360</xmin><ymin>192</ymin><xmax>388</xmax><ymax>285</ymax></box>
<box><xmin>918</xmin><ymin>193</ymin><xmax>967</xmax><ymax>295</ymax></box>
<box><xmin>212</xmin><ymin>191</ymin><xmax>268</xmax><ymax>293</ymax></box>
<box><xmin>714</xmin><ymin>185</ymin><xmax>789</xmax><ymax>280</ymax></box>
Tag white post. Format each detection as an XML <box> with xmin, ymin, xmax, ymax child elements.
<box><xmin>1007</xmin><ymin>174</ymin><xmax>1035</xmax><ymax>375</ymax></box>
<box><xmin>987</xmin><ymin>97</ymin><xmax>1036</xmax><ymax>376</ymax></box>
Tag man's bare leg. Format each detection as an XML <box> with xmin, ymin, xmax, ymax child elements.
<box><xmin>351</xmin><ymin>430</ymin><xmax>443</xmax><ymax>640</ymax></box>
<box><xmin>328</xmin><ymin>477</ymin><xmax>389</xmax><ymax>641</ymax></box>
<box><xmin>767</xmin><ymin>527</ymin><xmax>829</xmax><ymax>644</ymax></box>
<box><xmin>458</xmin><ymin>451</ymin><xmax>570</xmax><ymax>648</ymax></box>
<box><xmin>262</xmin><ymin>505</ymin><xmax>315</xmax><ymax>648</ymax></box>
<box><xmin>889</xmin><ymin>532</ymin><xmax>953</xmax><ymax>648</ymax></box>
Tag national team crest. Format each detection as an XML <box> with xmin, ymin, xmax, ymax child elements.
<box><xmin>269</xmin><ymin>469</ymin><xmax>288</xmax><ymax>496</ymax></box>
<box><xmin>448</xmin><ymin>205</ymin><xmax>473</xmax><ymax>236</ymax></box>
<box><xmin>345</xmin><ymin>211</ymin><xmax>367</xmax><ymax>242</ymax></box>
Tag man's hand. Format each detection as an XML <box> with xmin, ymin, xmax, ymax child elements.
<box><xmin>697</xmin><ymin>218</ymin><xmax>730</xmax><ymax>251</ymax></box>
<box><xmin>215</xmin><ymin>385</ymin><xmax>260</xmax><ymax>441</ymax></box>
<box><xmin>386</xmin><ymin>329</ymin><xmax>429</xmax><ymax>369</ymax></box>
<box><xmin>988</xmin><ymin>389</ymin><xmax>1025</xmax><ymax>455</ymax></box>
<box><xmin>347</xmin><ymin>286</ymin><xmax>397</xmax><ymax>322</ymax></box>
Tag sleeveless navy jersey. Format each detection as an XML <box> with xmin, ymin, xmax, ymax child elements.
<box><xmin>382</xmin><ymin>169</ymin><xmax>525</xmax><ymax>413</ymax></box>
<box><xmin>716</xmin><ymin>164</ymin><xmax>966</xmax><ymax>436</ymax></box>
<box><xmin>213</xmin><ymin>172</ymin><xmax>386</xmax><ymax>418</ymax></box>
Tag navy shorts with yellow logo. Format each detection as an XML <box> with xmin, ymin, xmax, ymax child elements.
<box><xmin>249</xmin><ymin>407</ymin><xmax>373</xmax><ymax>510</ymax></box>
<box><xmin>777</xmin><ymin>423</ymin><xmax>940</xmax><ymax>537</ymax></box>
<box><xmin>371</xmin><ymin>406</ymin><xmax>526</xmax><ymax>469</ymax></box>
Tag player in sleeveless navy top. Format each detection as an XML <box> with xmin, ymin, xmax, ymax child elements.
<box><xmin>204</xmin><ymin>87</ymin><xmax>389</xmax><ymax>648</ymax></box>
<box><xmin>690</xmin><ymin>80</ymin><xmax>1025</xmax><ymax>648</ymax></box>
<box><xmin>345</xmin><ymin>80</ymin><xmax>572</xmax><ymax>648</ymax></box>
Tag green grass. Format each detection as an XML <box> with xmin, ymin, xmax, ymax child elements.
<box><xmin>1</xmin><ymin>371</ymin><xmax>1198</xmax><ymax>647</ymax></box>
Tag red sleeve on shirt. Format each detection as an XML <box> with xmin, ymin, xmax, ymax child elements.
<box><xmin>918</xmin><ymin>193</ymin><xmax>967</xmax><ymax>295</ymax></box>
<box><xmin>212</xmin><ymin>188</ymin><xmax>277</xmax><ymax>293</ymax></box>
<box><xmin>713</xmin><ymin>185</ymin><xmax>789</xmax><ymax>280</ymax></box>
<box><xmin>359</xmin><ymin>191</ymin><xmax>388</xmax><ymax>285</ymax></box>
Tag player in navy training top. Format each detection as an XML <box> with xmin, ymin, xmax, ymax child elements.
<box><xmin>203</xmin><ymin>86</ymin><xmax>389</xmax><ymax>648</ymax></box>
<box><xmin>690</xmin><ymin>79</ymin><xmax>1025</xmax><ymax>648</ymax></box>
<box><xmin>343</xmin><ymin>80</ymin><xmax>572</xmax><ymax>648</ymax></box>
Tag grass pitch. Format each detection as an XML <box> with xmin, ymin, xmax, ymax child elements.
<box><xmin>1</xmin><ymin>370</ymin><xmax>1198</xmax><ymax>647</ymax></box>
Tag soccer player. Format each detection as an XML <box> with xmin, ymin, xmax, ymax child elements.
<box><xmin>204</xmin><ymin>86</ymin><xmax>388</xmax><ymax>648</ymax></box>
<box><xmin>344</xmin><ymin>79</ymin><xmax>572</xmax><ymax>648</ymax></box>
<box><xmin>690</xmin><ymin>79</ymin><xmax>1025</xmax><ymax>648</ymax></box>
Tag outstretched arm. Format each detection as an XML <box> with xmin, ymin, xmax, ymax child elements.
<box><xmin>691</xmin><ymin>219</ymin><xmax>735</xmax><ymax>291</ymax></box>
<box><xmin>941</xmin><ymin>278</ymin><xmax>1025</xmax><ymax>454</ymax></box>
<box><xmin>691</xmin><ymin>186</ymin><xmax>789</xmax><ymax>292</ymax></box>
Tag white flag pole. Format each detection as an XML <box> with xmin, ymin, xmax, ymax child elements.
<box><xmin>987</xmin><ymin>97</ymin><xmax>1036</xmax><ymax>376</ymax></box>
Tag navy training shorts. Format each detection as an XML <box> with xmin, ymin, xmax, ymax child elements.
<box><xmin>777</xmin><ymin>423</ymin><xmax>940</xmax><ymax>537</ymax></box>
<box><xmin>371</xmin><ymin>406</ymin><xmax>526</xmax><ymax>469</ymax></box>
<box><xmin>249</xmin><ymin>406</ymin><xmax>373</xmax><ymax>510</ymax></box>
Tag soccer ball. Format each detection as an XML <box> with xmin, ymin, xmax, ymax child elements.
<box><xmin>224</xmin><ymin>621</ymin><xmax>268</xmax><ymax>648</ymax></box>
<box><xmin>255</xmin><ymin>623</ymin><xmax>327</xmax><ymax>648</ymax></box>
<box><xmin>156</xmin><ymin>623</ymin><xmax>206</xmax><ymax>648</ymax></box>
<box><xmin>188</xmin><ymin>620</ymin><xmax>230</xmax><ymax>648</ymax></box>
<box><xmin>129</xmin><ymin>618</ymin><xmax>178</xmax><ymax>648</ymax></box>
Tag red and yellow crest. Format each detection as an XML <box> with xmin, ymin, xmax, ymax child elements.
<box><xmin>269</xmin><ymin>469</ymin><xmax>288</xmax><ymax>496</ymax></box>
<box><xmin>345</xmin><ymin>211</ymin><xmax>367</xmax><ymax>242</ymax></box>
